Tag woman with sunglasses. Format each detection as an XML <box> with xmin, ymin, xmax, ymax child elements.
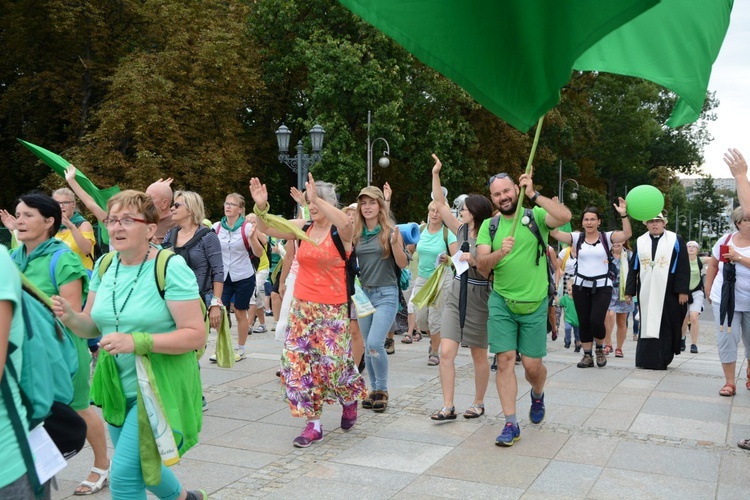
<box><xmin>53</xmin><ymin>190</ymin><xmax>207</xmax><ymax>499</ymax></box>
<box><xmin>8</xmin><ymin>193</ymin><xmax>111</xmax><ymax>496</ymax></box>
<box><xmin>52</xmin><ymin>188</ymin><xmax>97</xmax><ymax>271</ymax></box>
<box><xmin>429</xmin><ymin>155</ymin><xmax>494</xmax><ymax>420</ymax></box>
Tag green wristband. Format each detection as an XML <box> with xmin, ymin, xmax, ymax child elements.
<box><xmin>132</xmin><ymin>332</ymin><xmax>154</xmax><ymax>356</ymax></box>
<box><xmin>253</xmin><ymin>202</ymin><xmax>270</xmax><ymax>217</ymax></box>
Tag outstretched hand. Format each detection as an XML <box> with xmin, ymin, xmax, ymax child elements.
<box><xmin>383</xmin><ymin>182</ymin><xmax>392</xmax><ymax>202</ymax></box>
<box><xmin>305</xmin><ymin>173</ymin><xmax>318</xmax><ymax>204</ymax></box>
<box><xmin>155</xmin><ymin>177</ymin><xmax>173</xmax><ymax>187</ymax></box>
<box><xmin>0</xmin><ymin>209</ymin><xmax>17</xmax><ymax>230</ymax></box>
<box><xmin>290</xmin><ymin>186</ymin><xmax>306</xmax><ymax>207</ymax></box>
<box><xmin>613</xmin><ymin>197</ymin><xmax>628</xmax><ymax>216</ymax></box>
<box><xmin>249</xmin><ymin>178</ymin><xmax>268</xmax><ymax>208</ymax></box>
<box><xmin>432</xmin><ymin>154</ymin><xmax>442</xmax><ymax>175</ymax></box>
<box><xmin>724</xmin><ymin>148</ymin><xmax>747</xmax><ymax>178</ymax></box>
<box><xmin>65</xmin><ymin>165</ymin><xmax>78</xmax><ymax>184</ymax></box>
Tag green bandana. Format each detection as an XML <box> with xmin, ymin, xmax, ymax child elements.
<box><xmin>11</xmin><ymin>238</ymin><xmax>71</xmax><ymax>273</ymax></box>
<box><xmin>220</xmin><ymin>216</ymin><xmax>244</xmax><ymax>232</ymax></box>
<box><xmin>361</xmin><ymin>224</ymin><xmax>382</xmax><ymax>240</ymax></box>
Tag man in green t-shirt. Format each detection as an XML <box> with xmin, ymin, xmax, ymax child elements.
<box><xmin>476</xmin><ymin>171</ymin><xmax>570</xmax><ymax>447</ymax></box>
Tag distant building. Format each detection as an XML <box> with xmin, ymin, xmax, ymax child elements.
<box><xmin>680</xmin><ymin>177</ymin><xmax>736</xmax><ymax>191</ymax></box>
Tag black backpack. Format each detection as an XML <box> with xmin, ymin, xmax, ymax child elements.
<box><xmin>573</xmin><ymin>231</ymin><xmax>617</xmax><ymax>287</ymax></box>
<box><xmin>489</xmin><ymin>208</ymin><xmax>556</xmax><ymax>299</ymax></box>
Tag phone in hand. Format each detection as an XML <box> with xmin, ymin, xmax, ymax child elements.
<box><xmin>719</xmin><ymin>244</ymin><xmax>730</xmax><ymax>263</ymax></box>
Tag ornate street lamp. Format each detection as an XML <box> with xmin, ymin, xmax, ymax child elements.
<box><xmin>367</xmin><ymin>110</ymin><xmax>390</xmax><ymax>187</ymax></box>
<box><xmin>276</xmin><ymin>123</ymin><xmax>325</xmax><ymax>191</ymax></box>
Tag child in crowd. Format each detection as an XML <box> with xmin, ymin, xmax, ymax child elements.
<box><xmin>559</xmin><ymin>281</ymin><xmax>581</xmax><ymax>352</ymax></box>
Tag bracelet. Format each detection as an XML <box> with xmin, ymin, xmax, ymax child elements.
<box><xmin>530</xmin><ymin>191</ymin><xmax>541</xmax><ymax>204</ymax></box>
<box><xmin>132</xmin><ymin>332</ymin><xmax>154</xmax><ymax>356</ymax></box>
<box><xmin>253</xmin><ymin>202</ymin><xmax>270</xmax><ymax>217</ymax></box>
<box><xmin>621</xmin><ymin>214</ymin><xmax>628</xmax><ymax>219</ymax></box>
<box><xmin>210</xmin><ymin>297</ymin><xmax>224</xmax><ymax>308</ymax></box>
<box><xmin>384</xmin><ymin>198</ymin><xmax>391</xmax><ymax>202</ymax></box>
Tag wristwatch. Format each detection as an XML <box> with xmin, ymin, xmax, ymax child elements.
<box><xmin>210</xmin><ymin>297</ymin><xmax>224</xmax><ymax>308</ymax></box>
<box><xmin>530</xmin><ymin>191</ymin><xmax>541</xmax><ymax>204</ymax></box>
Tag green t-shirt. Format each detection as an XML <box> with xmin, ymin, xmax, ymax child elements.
<box><xmin>476</xmin><ymin>207</ymin><xmax>550</xmax><ymax>302</ymax></box>
<box><xmin>689</xmin><ymin>258</ymin><xmax>701</xmax><ymax>290</ymax></box>
<box><xmin>19</xmin><ymin>250</ymin><xmax>89</xmax><ymax>300</ymax></box>
<box><xmin>89</xmin><ymin>253</ymin><xmax>199</xmax><ymax>398</ymax></box>
<box><xmin>416</xmin><ymin>226</ymin><xmax>457</xmax><ymax>278</ymax></box>
<box><xmin>558</xmin><ymin>295</ymin><xmax>579</xmax><ymax>327</ymax></box>
<box><xmin>0</xmin><ymin>245</ymin><xmax>28</xmax><ymax>488</ymax></box>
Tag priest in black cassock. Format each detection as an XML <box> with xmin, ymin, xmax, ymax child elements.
<box><xmin>625</xmin><ymin>211</ymin><xmax>690</xmax><ymax>370</ymax></box>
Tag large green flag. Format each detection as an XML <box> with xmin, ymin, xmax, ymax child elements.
<box><xmin>339</xmin><ymin>0</ymin><xmax>733</xmax><ymax>131</ymax></box>
<box><xmin>574</xmin><ymin>0</ymin><xmax>733</xmax><ymax>127</ymax></box>
<box><xmin>339</xmin><ymin>0</ymin><xmax>659</xmax><ymax>131</ymax></box>
<box><xmin>17</xmin><ymin>139</ymin><xmax>120</xmax><ymax>209</ymax></box>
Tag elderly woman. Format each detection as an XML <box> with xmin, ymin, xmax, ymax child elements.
<box><xmin>680</xmin><ymin>241</ymin><xmax>704</xmax><ymax>354</ymax></box>
<box><xmin>705</xmin><ymin>207</ymin><xmax>750</xmax><ymax>400</ymax></box>
<box><xmin>249</xmin><ymin>173</ymin><xmax>366</xmax><ymax>448</ymax></box>
<box><xmin>52</xmin><ymin>190</ymin><xmax>207</xmax><ymax>500</ymax></box>
<box><xmin>9</xmin><ymin>193</ymin><xmax>110</xmax><ymax>496</ymax></box>
<box><xmin>52</xmin><ymin>187</ymin><xmax>97</xmax><ymax>270</ymax></box>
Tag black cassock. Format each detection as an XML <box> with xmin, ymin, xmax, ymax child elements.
<box><xmin>625</xmin><ymin>232</ymin><xmax>690</xmax><ymax>370</ymax></box>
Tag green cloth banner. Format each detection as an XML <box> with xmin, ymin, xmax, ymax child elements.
<box><xmin>339</xmin><ymin>0</ymin><xmax>733</xmax><ymax>131</ymax></box>
<box><xmin>17</xmin><ymin>139</ymin><xmax>120</xmax><ymax>209</ymax></box>
<box><xmin>574</xmin><ymin>0</ymin><xmax>734</xmax><ymax>127</ymax></box>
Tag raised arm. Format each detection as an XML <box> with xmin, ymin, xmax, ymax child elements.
<box><xmin>520</xmin><ymin>174</ymin><xmax>571</xmax><ymax>229</ymax></box>
<box><xmin>431</xmin><ymin>154</ymin><xmax>461</xmax><ymax>235</ymax></box>
<box><xmin>65</xmin><ymin>165</ymin><xmax>108</xmax><ymax>222</ymax></box>
<box><xmin>549</xmin><ymin>228</ymin><xmax>573</xmax><ymax>245</ymax></box>
<box><xmin>725</xmin><ymin>148</ymin><xmax>750</xmax><ymax>213</ymax></box>
<box><xmin>304</xmin><ymin>173</ymin><xmax>353</xmax><ymax>245</ymax></box>
<box><xmin>610</xmin><ymin>197</ymin><xmax>632</xmax><ymax>243</ymax></box>
<box><xmin>248</xmin><ymin>177</ymin><xmax>304</xmax><ymax>240</ymax></box>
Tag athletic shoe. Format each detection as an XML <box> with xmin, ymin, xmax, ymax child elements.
<box><xmin>595</xmin><ymin>348</ymin><xmax>607</xmax><ymax>367</ymax></box>
<box><xmin>384</xmin><ymin>338</ymin><xmax>395</xmax><ymax>355</ymax></box>
<box><xmin>577</xmin><ymin>353</ymin><xmax>594</xmax><ymax>368</ymax></box>
<box><xmin>341</xmin><ymin>402</ymin><xmax>357</xmax><ymax>430</ymax></box>
<box><xmin>574</xmin><ymin>343</ymin><xmax>582</xmax><ymax>353</ymax></box>
<box><xmin>529</xmin><ymin>392</ymin><xmax>545</xmax><ymax>424</ymax></box>
<box><xmin>564</xmin><ymin>341</ymin><xmax>571</xmax><ymax>349</ymax></box>
<box><xmin>293</xmin><ymin>422</ymin><xmax>323</xmax><ymax>448</ymax></box>
<box><xmin>202</xmin><ymin>398</ymin><xmax>209</xmax><ymax>412</ymax></box>
<box><xmin>495</xmin><ymin>422</ymin><xmax>521</xmax><ymax>447</ymax></box>
<box><xmin>234</xmin><ymin>347</ymin><xmax>246</xmax><ymax>362</ymax></box>
<box><xmin>264</xmin><ymin>310</ymin><xmax>273</xmax><ymax>316</ymax></box>
<box><xmin>690</xmin><ymin>344</ymin><xmax>698</xmax><ymax>354</ymax></box>
<box><xmin>208</xmin><ymin>353</ymin><xmax>217</xmax><ymax>363</ymax></box>
<box><xmin>252</xmin><ymin>325</ymin><xmax>267</xmax><ymax>333</ymax></box>
<box><xmin>680</xmin><ymin>337</ymin><xmax>686</xmax><ymax>352</ymax></box>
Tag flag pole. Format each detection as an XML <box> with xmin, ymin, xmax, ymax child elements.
<box><xmin>509</xmin><ymin>115</ymin><xmax>544</xmax><ymax>237</ymax></box>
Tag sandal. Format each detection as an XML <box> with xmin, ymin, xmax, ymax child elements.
<box><xmin>74</xmin><ymin>465</ymin><xmax>110</xmax><ymax>495</ymax></box>
<box><xmin>413</xmin><ymin>331</ymin><xmax>423</xmax><ymax>342</ymax></box>
<box><xmin>614</xmin><ymin>348</ymin><xmax>623</xmax><ymax>358</ymax></box>
<box><xmin>738</xmin><ymin>438</ymin><xmax>750</xmax><ymax>451</ymax></box>
<box><xmin>746</xmin><ymin>376</ymin><xmax>750</xmax><ymax>390</ymax></box>
<box><xmin>372</xmin><ymin>391</ymin><xmax>388</xmax><ymax>413</ymax></box>
<box><xmin>431</xmin><ymin>406</ymin><xmax>456</xmax><ymax>421</ymax></box>
<box><xmin>427</xmin><ymin>353</ymin><xmax>440</xmax><ymax>366</ymax></box>
<box><xmin>464</xmin><ymin>404</ymin><xmax>485</xmax><ymax>419</ymax></box>
<box><xmin>362</xmin><ymin>391</ymin><xmax>376</xmax><ymax>409</ymax></box>
<box><xmin>719</xmin><ymin>383</ymin><xmax>736</xmax><ymax>397</ymax></box>
<box><xmin>401</xmin><ymin>334</ymin><xmax>413</xmax><ymax>344</ymax></box>
<box><xmin>604</xmin><ymin>345</ymin><xmax>613</xmax><ymax>355</ymax></box>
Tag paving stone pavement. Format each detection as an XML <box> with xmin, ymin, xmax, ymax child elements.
<box><xmin>52</xmin><ymin>316</ymin><xmax>750</xmax><ymax>499</ymax></box>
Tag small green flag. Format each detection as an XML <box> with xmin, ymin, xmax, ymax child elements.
<box><xmin>574</xmin><ymin>0</ymin><xmax>734</xmax><ymax>127</ymax></box>
<box><xmin>17</xmin><ymin>139</ymin><xmax>120</xmax><ymax>209</ymax></box>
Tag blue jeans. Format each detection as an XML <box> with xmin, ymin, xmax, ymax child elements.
<box><xmin>108</xmin><ymin>403</ymin><xmax>184</xmax><ymax>500</ymax></box>
<box><xmin>358</xmin><ymin>285</ymin><xmax>399</xmax><ymax>392</ymax></box>
<box><xmin>564</xmin><ymin>322</ymin><xmax>580</xmax><ymax>344</ymax></box>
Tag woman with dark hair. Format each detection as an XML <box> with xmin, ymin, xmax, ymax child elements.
<box><xmin>8</xmin><ymin>193</ymin><xmax>111</xmax><ymax>496</ymax></box>
<box><xmin>550</xmin><ymin>202</ymin><xmax>631</xmax><ymax>369</ymax></box>
<box><xmin>429</xmin><ymin>155</ymin><xmax>495</xmax><ymax>420</ymax></box>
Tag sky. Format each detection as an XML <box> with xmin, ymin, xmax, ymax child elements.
<box><xmin>696</xmin><ymin>1</ymin><xmax>750</xmax><ymax>179</ymax></box>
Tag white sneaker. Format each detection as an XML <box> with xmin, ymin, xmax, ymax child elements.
<box><xmin>208</xmin><ymin>353</ymin><xmax>217</xmax><ymax>363</ymax></box>
<box><xmin>234</xmin><ymin>347</ymin><xmax>246</xmax><ymax>362</ymax></box>
<box><xmin>252</xmin><ymin>325</ymin><xmax>267</xmax><ymax>333</ymax></box>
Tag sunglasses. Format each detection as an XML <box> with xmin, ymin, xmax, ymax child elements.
<box><xmin>488</xmin><ymin>173</ymin><xmax>511</xmax><ymax>186</ymax></box>
<box><xmin>171</xmin><ymin>202</ymin><xmax>183</xmax><ymax>209</ymax></box>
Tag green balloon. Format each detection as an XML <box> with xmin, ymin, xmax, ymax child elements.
<box><xmin>626</xmin><ymin>185</ymin><xmax>664</xmax><ymax>221</ymax></box>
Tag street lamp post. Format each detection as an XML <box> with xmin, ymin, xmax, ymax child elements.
<box><xmin>560</xmin><ymin>178</ymin><xmax>579</xmax><ymax>204</ymax></box>
<box><xmin>367</xmin><ymin>110</ymin><xmax>390</xmax><ymax>187</ymax></box>
<box><xmin>275</xmin><ymin>123</ymin><xmax>326</xmax><ymax>191</ymax></box>
<box><xmin>676</xmin><ymin>215</ymin><xmax>687</xmax><ymax>237</ymax></box>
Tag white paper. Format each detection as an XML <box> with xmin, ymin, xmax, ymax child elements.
<box><xmin>29</xmin><ymin>426</ymin><xmax>67</xmax><ymax>484</ymax></box>
<box><xmin>435</xmin><ymin>252</ymin><xmax>446</xmax><ymax>267</ymax></box>
<box><xmin>452</xmin><ymin>251</ymin><xmax>470</xmax><ymax>276</ymax></box>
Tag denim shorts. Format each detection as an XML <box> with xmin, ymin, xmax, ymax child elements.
<box><xmin>221</xmin><ymin>274</ymin><xmax>256</xmax><ymax>310</ymax></box>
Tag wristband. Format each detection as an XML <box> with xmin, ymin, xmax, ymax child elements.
<box><xmin>253</xmin><ymin>202</ymin><xmax>270</xmax><ymax>217</ymax></box>
<box><xmin>530</xmin><ymin>191</ymin><xmax>541</xmax><ymax>204</ymax></box>
<box><xmin>132</xmin><ymin>332</ymin><xmax>154</xmax><ymax>356</ymax></box>
<box><xmin>621</xmin><ymin>214</ymin><xmax>628</xmax><ymax>219</ymax></box>
<box><xmin>210</xmin><ymin>297</ymin><xmax>224</xmax><ymax>308</ymax></box>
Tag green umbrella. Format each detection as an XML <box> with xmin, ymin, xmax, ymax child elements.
<box><xmin>17</xmin><ymin>139</ymin><xmax>120</xmax><ymax>210</ymax></box>
<box><xmin>339</xmin><ymin>0</ymin><xmax>733</xmax><ymax>131</ymax></box>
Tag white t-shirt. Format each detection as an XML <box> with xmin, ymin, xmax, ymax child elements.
<box><xmin>571</xmin><ymin>231</ymin><xmax>614</xmax><ymax>289</ymax></box>
<box><xmin>709</xmin><ymin>233</ymin><xmax>750</xmax><ymax>311</ymax></box>
<box><xmin>213</xmin><ymin>221</ymin><xmax>256</xmax><ymax>281</ymax></box>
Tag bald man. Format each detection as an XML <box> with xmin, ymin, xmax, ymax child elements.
<box><xmin>146</xmin><ymin>181</ymin><xmax>175</xmax><ymax>243</ymax></box>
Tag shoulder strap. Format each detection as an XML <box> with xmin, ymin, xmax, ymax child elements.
<box><xmin>600</xmin><ymin>231</ymin><xmax>611</xmax><ymax>255</ymax></box>
<box><xmin>329</xmin><ymin>225</ymin><xmax>347</xmax><ymax>263</ymax></box>
<box><xmin>49</xmin><ymin>247</ymin><xmax>71</xmax><ymax>292</ymax></box>
<box><xmin>154</xmin><ymin>249</ymin><xmax>175</xmax><ymax>299</ymax></box>
<box><xmin>488</xmin><ymin>215</ymin><xmax>501</xmax><ymax>246</ymax></box>
<box><xmin>442</xmin><ymin>226</ymin><xmax>450</xmax><ymax>254</ymax></box>
<box><xmin>525</xmin><ymin>208</ymin><xmax>545</xmax><ymax>266</ymax></box>
<box><xmin>240</xmin><ymin>220</ymin><xmax>252</xmax><ymax>255</ymax></box>
<box><xmin>97</xmin><ymin>252</ymin><xmax>116</xmax><ymax>279</ymax></box>
<box><xmin>166</xmin><ymin>228</ymin><xmax>178</xmax><ymax>249</ymax></box>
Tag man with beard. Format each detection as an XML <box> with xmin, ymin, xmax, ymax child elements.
<box><xmin>476</xmin><ymin>172</ymin><xmax>571</xmax><ymax>446</ymax></box>
<box><xmin>625</xmin><ymin>211</ymin><xmax>689</xmax><ymax>370</ymax></box>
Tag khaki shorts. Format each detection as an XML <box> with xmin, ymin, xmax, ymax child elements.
<box><xmin>487</xmin><ymin>291</ymin><xmax>548</xmax><ymax>358</ymax></box>
<box><xmin>410</xmin><ymin>272</ymin><xmax>452</xmax><ymax>333</ymax></box>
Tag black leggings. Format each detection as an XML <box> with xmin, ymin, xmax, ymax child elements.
<box><xmin>572</xmin><ymin>285</ymin><xmax>612</xmax><ymax>344</ymax></box>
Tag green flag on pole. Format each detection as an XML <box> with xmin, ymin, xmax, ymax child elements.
<box><xmin>574</xmin><ymin>0</ymin><xmax>734</xmax><ymax>127</ymax></box>
<box><xmin>17</xmin><ymin>139</ymin><xmax>120</xmax><ymax>209</ymax></box>
<box><xmin>339</xmin><ymin>0</ymin><xmax>659</xmax><ymax>131</ymax></box>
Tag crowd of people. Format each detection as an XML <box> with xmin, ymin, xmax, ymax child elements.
<box><xmin>1</xmin><ymin>147</ymin><xmax>750</xmax><ymax>498</ymax></box>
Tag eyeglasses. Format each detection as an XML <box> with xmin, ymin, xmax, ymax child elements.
<box><xmin>171</xmin><ymin>202</ymin><xmax>183</xmax><ymax>209</ymax></box>
<box><xmin>103</xmin><ymin>217</ymin><xmax>148</xmax><ymax>228</ymax></box>
<box><xmin>58</xmin><ymin>201</ymin><xmax>75</xmax><ymax>206</ymax></box>
<box><xmin>488</xmin><ymin>173</ymin><xmax>511</xmax><ymax>186</ymax></box>
<box><xmin>224</xmin><ymin>202</ymin><xmax>240</xmax><ymax>207</ymax></box>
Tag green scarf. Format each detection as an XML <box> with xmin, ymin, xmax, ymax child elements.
<box><xmin>11</xmin><ymin>238</ymin><xmax>70</xmax><ymax>273</ymax></box>
<box><xmin>59</xmin><ymin>211</ymin><xmax>87</xmax><ymax>231</ymax></box>
<box><xmin>220</xmin><ymin>216</ymin><xmax>244</xmax><ymax>232</ymax></box>
<box><xmin>361</xmin><ymin>224</ymin><xmax>382</xmax><ymax>240</ymax></box>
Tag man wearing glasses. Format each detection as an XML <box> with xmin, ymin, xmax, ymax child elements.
<box><xmin>476</xmin><ymin>171</ymin><xmax>571</xmax><ymax>446</ymax></box>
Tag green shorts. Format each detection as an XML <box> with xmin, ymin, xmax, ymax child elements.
<box><xmin>69</xmin><ymin>333</ymin><xmax>92</xmax><ymax>411</ymax></box>
<box><xmin>488</xmin><ymin>291</ymin><xmax>548</xmax><ymax>358</ymax></box>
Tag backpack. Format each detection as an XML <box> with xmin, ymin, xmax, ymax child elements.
<box><xmin>573</xmin><ymin>231</ymin><xmax>617</xmax><ymax>287</ymax></box>
<box><xmin>301</xmin><ymin>222</ymin><xmax>357</xmax><ymax>304</ymax></box>
<box><xmin>0</xmin><ymin>274</ymin><xmax>86</xmax><ymax>494</ymax></box>
<box><xmin>98</xmin><ymin>249</ymin><xmax>211</xmax><ymax>358</ymax></box>
<box><xmin>48</xmin><ymin>246</ymin><xmax>93</xmax><ymax>292</ymax></box>
<box><xmin>489</xmin><ymin>209</ymin><xmax>556</xmax><ymax>299</ymax></box>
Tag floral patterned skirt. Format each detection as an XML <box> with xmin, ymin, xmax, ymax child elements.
<box><xmin>281</xmin><ymin>299</ymin><xmax>367</xmax><ymax>418</ymax></box>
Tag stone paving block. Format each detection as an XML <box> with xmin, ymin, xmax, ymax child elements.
<box><xmin>426</xmin><ymin>447</ymin><xmax>549</xmax><ymax>489</ymax></box>
<box><xmin>167</xmin><ymin>458</ymin><xmax>252</xmax><ymax>496</ymax></box>
<box><xmin>531</xmin><ymin>403</ymin><xmax>594</xmax><ymax>427</ymax></box>
<box><xmin>606</xmin><ymin>441</ymin><xmax>721</xmax><ymax>482</ymax></box>
<box><xmin>374</xmin><ymin>414</ymin><xmax>479</xmax><ymax>446</ymax></box>
<box><xmin>223</xmin><ymin>371</ymin><xmax>283</xmax><ymax>390</ymax></box>
<box><xmin>304</xmin><ymin>462</ymin><xmax>418</xmax><ymax>491</ymax></box>
<box><xmin>629</xmin><ymin>412</ymin><xmax>727</xmax><ymax>444</ymax></box>
<box><xmin>589</xmin><ymin>467</ymin><xmax>716</xmax><ymax>499</ymax></box>
<box><xmin>640</xmin><ymin>393</ymin><xmax>731</xmax><ymax>422</ymax></box>
<box><xmin>331</xmin><ymin>436</ymin><xmax>453</xmax><ymax>474</ymax></box>
<box><xmin>546</xmin><ymin>365</ymin><xmax>630</xmax><ymax>387</ymax></box>
<box><xmin>206</xmin><ymin>393</ymin><xmax>286</xmax><ymax>422</ymax></box>
<box><xmin>188</xmin><ymin>443</ymin><xmax>282</xmax><ymax>469</ymax></box>
<box><xmin>207</xmin><ymin>421</ymin><xmax>303</xmax><ymax>454</ymax></box>
<box><xmin>598</xmin><ymin>392</ymin><xmax>647</xmax><ymax>412</ymax></box>
<box><xmin>256</xmin><ymin>405</ymin><xmax>348</xmax><ymax>430</ymax></box>
<box><xmin>399</xmin><ymin>475</ymin><xmax>523</xmax><ymax>499</ymax></box>
<box><xmin>527</xmin><ymin>460</ymin><xmax>602</xmax><ymax>497</ymax></box>
<box><xmin>199</xmin><ymin>366</ymin><xmax>250</xmax><ymax>386</ymax></box>
<box><xmin>544</xmin><ymin>387</ymin><xmax>608</xmax><ymax>409</ymax></box>
<box><xmin>554</xmin><ymin>434</ymin><xmax>619</xmax><ymax>466</ymax></box>
<box><xmin>263</xmin><ymin>477</ymin><xmax>396</xmax><ymax>500</ymax></box>
<box><xmin>718</xmin><ymin>452</ymin><xmax>750</xmax><ymax>487</ymax></box>
<box><xmin>584</xmin><ymin>408</ymin><xmax>638</xmax><ymax>432</ymax></box>
<box><xmin>655</xmin><ymin>373</ymin><xmax>726</xmax><ymax>397</ymax></box>
<box><xmin>197</xmin><ymin>414</ymin><xmax>254</xmax><ymax>442</ymax></box>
